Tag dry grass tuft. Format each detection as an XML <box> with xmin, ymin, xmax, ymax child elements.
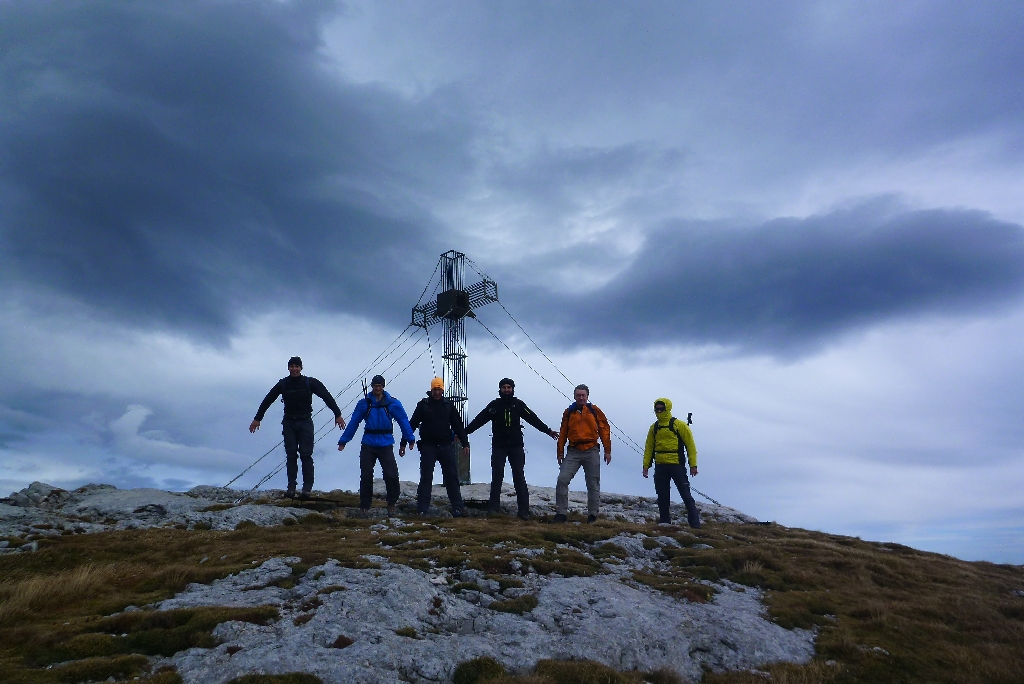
<box><xmin>330</xmin><ymin>634</ymin><xmax>354</xmax><ymax>649</ymax></box>
<box><xmin>0</xmin><ymin>564</ymin><xmax>120</xmax><ymax>625</ymax></box>
<box><xmin>534</xmin><ymin>658</ymin><xmax>648</xmax><ymax>683</ymax></box>
<box><xmin>453</xmin><ymin>656</ymin><xmax>506</xmax><ymax>684</ymax></box>
<box><xmin>226</xmin><ymin>674</ymin><xmax>322</xmax><ymax>684</ymax></box>
<box><xmin>489</xmin><ymin>594</ymin><xmax>539</xmax><ymax>615</ymax></box>
<box><xmin>703</xmin><ymin>660</ymin><xmax>840</xmax><ymax>684</ymax></box>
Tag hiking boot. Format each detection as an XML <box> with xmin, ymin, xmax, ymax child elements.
<box><xmin>517</xmin><ymin>511</ymin><xmax>531</xmax><ymax>521</ymax></box>
<box><xmin>299</xmin><ymin>490</ymin><xmax>311</xmax><ymax>500</ymax></box>
<box><xmin>285</xmin><ymin>487</ymin><xmax>296</xmax><ymax>499</ymax></box>
<box><xmin>552</xmin><ymin>513</ymin><xmax>568</xmax><ymax>523</ymax></box>
<box><xmin>452</xmin><ymin>510</ymin><xmax>466</xmax><ymax>518</ymax></box>
<box><xmin>387</xmin><ymin>505</ymin><xmax>396</xmax><ymax>517</ymax></box>
<box><xmin>587</xmin><ymin>514</ymin><xmax>597</xmax><ymax>524</ymax></box>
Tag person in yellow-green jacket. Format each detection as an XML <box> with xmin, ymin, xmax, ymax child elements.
<box><xmin>643</xmin><ymin>397</ymin><xmax>700</xmax><ymax>528</ymax></box>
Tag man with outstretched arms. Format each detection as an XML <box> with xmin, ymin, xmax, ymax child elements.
<box><xmin>250</xmin><ymin>356</ymin><xmax>345</xmax><ymax>498</ymax></box>
<box><xmin>407</xmin><ymin>377</ymin><xmax>470</xmax><ymax>517</ymax></box>
<box><xmin>465</xmin><ymin>377</ymin><xmax>558</xmax><ymax>520</ymax></box>
<box><xmin>337</xmin><ymin>374</ymin><xmax>415</xmax><ymax>516</ymax></box>
<box><xmin>554</xmin><ymin>384</ymin><xmax>611</xmax><ymax>524</ymax></box>
<box><xmin>642</xmin><ymin>397</ymin><xmax>700</xmax><ymax>528</ymax></box>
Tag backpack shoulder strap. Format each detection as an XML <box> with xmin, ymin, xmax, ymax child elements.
<box><xmin>668</xmin><ymin>416</ymin><xmax>685</xmax><ymax>453</ymax></box>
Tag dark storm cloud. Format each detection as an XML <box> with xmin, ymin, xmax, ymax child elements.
<box><xmin>0</xmin><ymin>0</ymin><xmax>470</xmax><ymax>338</ymax></box>
<box><xmin>529</xmin><ymin>201</ymin><xmax>1024</xmax><ymax>352</ymax></box>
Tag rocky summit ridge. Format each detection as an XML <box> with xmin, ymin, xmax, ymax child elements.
<box><xmin>1</xmin><ymin>479</ymin><xmax>759</xmax><ymax>545</ymax></box>
<box><xmin>0</xmin><ymin>481</ymin><xmax>807</xmax><ymax>684</ymax></box>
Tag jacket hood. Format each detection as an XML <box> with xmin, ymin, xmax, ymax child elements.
<box><xmin>655</xmin><ymin>397</ymin><xmax>673</xmax><ymax>425</ymax></box>
<box><xmin>368</xmin><ymin>391</ymin><xmax>392</xmax><ymax>405</ymax></box>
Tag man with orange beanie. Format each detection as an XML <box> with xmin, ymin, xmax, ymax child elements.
<box><xmin>408</xmin><ymin>377</ymin><xmax>470</xmax><ymax>516</ymax></box>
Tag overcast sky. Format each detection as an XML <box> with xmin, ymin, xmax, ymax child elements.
<box><xmin>1</xmin><ymin>1</ymin><xmax>1022</xmax><ymax>563</ymax></box>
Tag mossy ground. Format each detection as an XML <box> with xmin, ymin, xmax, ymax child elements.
<box><xmin>0</xmin><ymin>499</ymin><xmax>1021</xmax><ymax>683</ymax></box>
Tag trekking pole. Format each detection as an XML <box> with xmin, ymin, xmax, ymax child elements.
<box><xmin>682</xmin><ymin>412</ymin><xmax>723</xmax><ymax>506</ymax></box>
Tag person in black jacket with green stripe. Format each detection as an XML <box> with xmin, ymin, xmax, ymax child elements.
<box><xmin>250</xmin><ymin>356</ymin><xmax>345</xmax><ymax>498</ymax></box>
<box><xmin>465</xmin><ymin>377</ymin><xmax>557</xmax><ymax>520</ymax></box>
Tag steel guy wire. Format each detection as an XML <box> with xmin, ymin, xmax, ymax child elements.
<box><xmin>223</xmin><ymin>325</ymin><xmax>417</xmax><ymax>488</ymax></box>
<box><xmin>475</xmin><ymin>311</ymin><xmax>722</xmax><ymax>508</ymax></box>
<box><xmin>414</xmin><ymin>259</ymin><xmax>441</xmax><ymax>307</ymax></box>
<box><xmin>475</xmin><ymin>314</ymin><xmax>640</xmax><ymax>453</ymax></box>
<box><xmin>493</xmin><ymin>303</ymin><xmax>646</xmax><ymax>455</ymax></box>
<box><xmin>426</xmin><ymin>324</ymin><xmax>436</xmax><ymax>376</ymax></box>
<box><xmin>496</xmin><ymin>300</ymin><xmax>576</xmax><ymax>388</ymax></box>
<box><xmin>243</xmin><ymin>341</ymin><xmax>431</xmax><ymax>498</ymax></box>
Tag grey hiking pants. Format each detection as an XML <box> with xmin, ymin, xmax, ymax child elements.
<box><xmin>556</xmin><ymin>446</ymin><xmax>601</xmax><ymax>515</ymax></box>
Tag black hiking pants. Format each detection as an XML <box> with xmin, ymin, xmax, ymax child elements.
<box><xmin>654</xmin><ymin>462</ymin><xmax>701</xmax><ymax>528</ymax></box>
<box><xmin>489</xmin><ymin>445</ymin><xmax>529</xmax><ymax>516</ymax></box>
<box><xmin>282</xmin><ymin>416</ymin><xmax>315</xmax><ymax>492</ymax></box>
<box><xmin>359</xmin><ymin>444</ymin><xmax>400</xmax><ymax>509</ymax></box>
<box><xmin>417</xmin><ymin>442</ymin><xmax>465</xmax><ymax>515</ymax></box>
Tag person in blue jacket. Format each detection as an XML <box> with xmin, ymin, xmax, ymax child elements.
<box><xmin>337</xmin><ymin>374</ymin><xmax>415</xmax><ymax>516</ymax></box>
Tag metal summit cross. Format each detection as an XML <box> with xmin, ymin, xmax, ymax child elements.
<box><xmin>411</xmin><ymin>250</ymin><xmax>498</xmax><ymax>484</ymax></box>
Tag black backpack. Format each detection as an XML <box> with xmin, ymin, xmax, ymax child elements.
<box><xmin>652</xmin><ymin>414</ymin><xmax>692</xmax><ymax>457</ymax></box>
<box><xmin>362</xmin><ymin>395</ymin><xmax>394</xmax><ymax>434</ymax></box>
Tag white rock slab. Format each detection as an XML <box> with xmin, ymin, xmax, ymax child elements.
<box><xmin>164</xmin><ymin>556</ymin><xmax>813</xmax><ymax>684</ymax></box>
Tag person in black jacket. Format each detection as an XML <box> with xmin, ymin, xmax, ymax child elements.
<box><xmin>465</xmin><ymin>377</ymin><xmax>557</xmax><ymax>520</ymax></box>
<box><xmin>406</xmin><ymin>377</ymin><xmax>470</xmax><ymax>517</ymax></box>
<box><xmin>250</xmin><ymin>356</ymin><xmax>345</xmax><ymax>497</ymax></box>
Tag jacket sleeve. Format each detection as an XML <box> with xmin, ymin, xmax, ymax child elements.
<box><xmin>310</xmin><ymin>378</ymin><xmax>342</xmax><ymax>418</ymax></box>
<box><xmin>643</xmin><ymin>423</ymin><xmax>657</xmax><ymax>469</ymax></box>
<box><xmin>465</xmin><ymin>403</ymin><xmax>492</xmax><ymax>435</ymax></box>
<box><xmin>593</xmin><ymin>405</ymin><xmax>612</xmax><ymax>453</ymax></box>
<box><xmin>518</xmin><ymin>399</ymin><xmax>552</xmax><ymax>434</ymax></box>
<box><xmin>391</xmin><ymin>399</ymin><xmax>416</xmax><ymax>443</ymax></box>
<box><xmin>338</xmin><ymin>399</ymin><xmax>366</xmax><ymax>444</ymax></box>
<box><xmin>556</xmin><ymin>408</ymin><xmax>570</xmax><ymax>454</ymax></box>
<box><xmin>674</xmin><ymin>421</ymin><xmax>698</xmax><ymax>467</ymax></box>
<box><xmin>409</xmin><ymin>400</ymin><xmax>425</xmax><ymax>433</ymax></box>
<box><xmin>450</xmin><ymin>403</ymin><xmax>469</xmax><ymax>445</ymax></box>
<box><xmin>253</xmin><ymin>381</ymin><xmax>283</xmax><ymax>421</ymax></box>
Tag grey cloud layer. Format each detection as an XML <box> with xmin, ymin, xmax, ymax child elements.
<box><xmin>0</xmin><ymin>0</ymin><xmax>465</xmax><ymax>337</ymax></box>
<box><xmin>529</xmin><ymin>202</ymin><xmax>1024</xmax><ymax>351</ymax></box>
<box><xmin>331</xmin><ymin>2</ymin><xmax>1024</xmax><ymax>167</ymax></box>
<box><xmin>2</xmin><ymin>0</ymin><xmax>1023</xmax><ymax>354</ymax></box>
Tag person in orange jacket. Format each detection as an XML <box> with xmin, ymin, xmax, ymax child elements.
<box><xmin>553</xmin><ymin>384</ymin><xmax>611</xmax><ymax>523</ymax></box>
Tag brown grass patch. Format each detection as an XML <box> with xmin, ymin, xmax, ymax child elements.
<box><xmin>703</xmin><ymin>660</ymin><xmax>840</xmax><ymax>684</ymax></box>
<box><xmin>0</xmin><ymin>564</ymin><xmax>120</xmax><ymax>626</ymax></box>
<box><xmin>489</xmin><ymin>594</ymin><xmax>539</xmax><ymax>615</ymax></box>
<box><xmin>226</xmin><ymin>675</ymin><xmax>322</xmax><ymax>684</ymax></box>
<box><xmin>330</xmin><ymin>634</ymin><xmax>354</xmax><ymax>649</ymax></box>
<box><xmin>0</xmin><ymin>511</ymin><xmax>1020</xmax><ymax>683</ymax></box>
